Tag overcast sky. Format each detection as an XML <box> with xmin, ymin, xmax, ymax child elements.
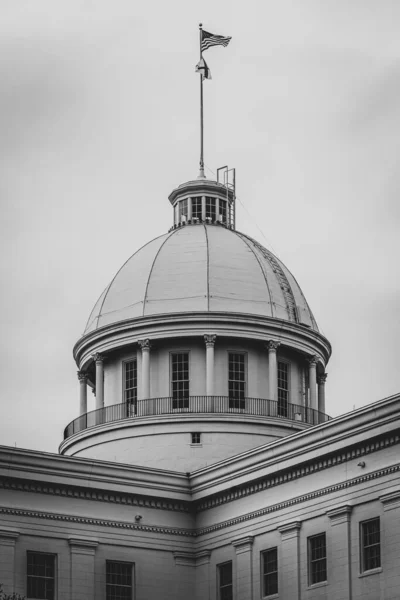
<box><xmin>1</xmin><ymin>0</ymin><xmax>399</xmax><ymax>453</ymax></box>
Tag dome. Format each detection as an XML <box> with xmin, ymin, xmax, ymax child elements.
<box><xmin>84</xmin><ymin>224</ymin><xmax>318</xmax><ymax>334</ymax></box>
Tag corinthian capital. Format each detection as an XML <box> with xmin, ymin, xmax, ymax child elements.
<box><xmin>93</xmin><ymin>353</ymin><xmax>104</xmax><ymax>363</ymax></box>
<box><xmin>77</xmin><ymin>370</ymin><xmax>88</xmax><ymax>383</ymax></box>
<box><xmin>138</xmin><ymin>339</ymin><xmax>151</xmax><ymax>351</ymax></box>
<box><xmin>267</xmin><ymin>340</ymin><xmax>280</xmax><ymax>352</ymax></box>
<box><xmin>307</xmin><ymin>355</ymin><xmax>318</xmax><ymax>367</ymax></box>
<box><xmin>318</xmin><ymin>373</ymin><xmax>328</xmax><ymax>385</ymax></box>
<box><xmin>204</xmin><ymin>334</ymin><xmax>217</xmax><ymax>348</ymax></box>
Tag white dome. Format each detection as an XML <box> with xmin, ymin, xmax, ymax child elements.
<box><xmin>84</xmin><ymin>224</ymin><xmax>318</xmax><ymax>334</ymax></box>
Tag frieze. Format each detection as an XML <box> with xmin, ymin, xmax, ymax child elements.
<box><xmin>0</xmin><ymin>478</ymin><xmax>190</xmax><ymax>513</ymax></box>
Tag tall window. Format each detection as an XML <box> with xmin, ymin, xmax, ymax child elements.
<box><xmin>124</xmin><ymin>360</ymin><xmax>137</xmax><ymax>414</ymax></box>
<box><xmin>308</xmin><ymin>533</ymin><xmax>327</xmax><ymax>585</ymax></box>
<box><xmin>205</xmin><ymin>196</ymin><xmax>216</xmax><ymax>221</ymax></box>
<box><xmin>218</xmin><ymin>561</ymin><xmax>233</xmax><ymax>600</ymax></box>
<box><xmin>27</xmin><ymin>552</ymin><xmax>55</xmax><ymax>600</ymax></box>
<box><xmin>179</xmin><ymin>199</ymin><xmax>188</xmax><ymax>221</ymax></box>
<box><xmin>171</xmin><ymin>352</ymin><xmax>189</xmax><ymax>409</ymax></box>
<box><xmin>361</xmin><ymin>518</ymin><xmax>381</xmax><ymax>572</ymax></box>
<box><xmin>192</xmin><ymin>197</ymin><xmax>202</xmax><ymax>220</ymax></box>
<box><xmin>262</xmin><ymin>547</ymin><xmax>278</xmax><ymax>596</ymax></box>
<box><xmin>219</xmin><ymin>199</ymin><xmax>227</xmax><ymax>224</ymax></box>
<box><xmin>228</xmin><ymin>353</ymin><xmax>246</xmax><ymax>409</ymax></box>
<box><xmin>106</xmin><ymin>561</ymin><xmax>133</xmax><ymax>600</ymax></box>
<box><xmin>277</xmin><ymin>361</ymin><xmax>289</xmax><ymax>417</ymax></box>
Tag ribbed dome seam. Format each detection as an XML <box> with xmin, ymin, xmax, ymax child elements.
<box><xmin>142</xmin><ymin>229</ymin><xmax>178</xmax><ymax>316</ymax></box>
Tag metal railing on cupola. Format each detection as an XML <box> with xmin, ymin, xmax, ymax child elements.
<box><xmin>63</xmin><ymin>396</ymin><xmax>330</xmax><ymax>440</ymax></box>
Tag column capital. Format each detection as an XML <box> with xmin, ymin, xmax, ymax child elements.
<box><xmin>92</xmin><ymin>353</ymin><xmax>104</xmax><ymax>364</ymax></box>
<box><xmin>278</xmin><ymin>521</ymin><xmax>301</xmax><ymax>540</ymax></box>
<box><xmin>204</xmin><ymin>334</ymin><xmax>216</xmax><ymax>347</ymax></box>
<box><xmin>77</xmin><ymin>370</ymin><xmax>88</xmax><ymax>383</ymax></box>
<box><xmin>327</xmin><ymin>505</ymin><xmax>352</xmax><ymax>525</ymax></box>
<box><xmin>68</xmin><ymin>538</ymin><xmax>98</xmax><ymax>555</ymax></box>
<box><xmin>318</xmin><ymin>372</ymin><xmax>328</xmax><ymax>385</ymax></box>
<box><xmin>0</xmin><ymin>529</ymin><xmax>19</xmax><ymax>545</ymax></box>
<box><xmin>307</xmin><ymin>355</ymin><xmax>318</xmax><ymax>366</ymax></box>
<box><xmin>138</xmin><ymin>339</ymin><xmax>151</xmax><ymax>351</ymax></box>
<box><xmin>267</xmin><ymin>340</ymin><xmax>280</xmax><ymax>352</ymax></box>
<box><xmin>232</xmin><ymin>535</ymin><xmax>254</xmax><ymax>554</ymax></box>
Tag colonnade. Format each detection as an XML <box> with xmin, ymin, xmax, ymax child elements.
<box><xmin>77</xmin><ymin>337</ymin><xmax>327</xmax><ymax>417</ymax></box>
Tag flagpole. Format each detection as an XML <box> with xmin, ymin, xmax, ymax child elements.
<box><xmin>199</xmin><ymin>23</ymin><xmax>205</xmax><ymax>178</ymax></box>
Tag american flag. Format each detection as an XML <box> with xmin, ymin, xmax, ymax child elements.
<box><xmin>201</xmin><ymin>29</ymin><xmax>232</xmax><ymax>52</ymax></box>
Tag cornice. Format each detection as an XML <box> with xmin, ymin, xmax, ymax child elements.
<box><xmin>0</xmin><ymin>506</ymin><xmax>195</xmax><ymax>537</ymax></box>
<box><xmin>1</xmin><ymin>463</ymin><xmax>398</xmax><ymax>539</ymax></box>
<box><xmin>194</xmin><ymin>431</ymin><xmax>400</xmax><ymax>511</ymax></box>
<box><xmin>74</xmin><ymin>311</ymin><xmax>331</xmax><ymax>368</ymax></box>
<box><xmin>0</xmin><ymin>476</ymin><xmax>190</xmax><ymax>513</ymax></box>
<box><xmin>195</xmin><ymin>463</ymin><xmax>400</xmax><ymax>536</ymax></box>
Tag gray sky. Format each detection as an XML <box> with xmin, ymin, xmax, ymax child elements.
<box><xmin>1</xmin><ymin>0</ymin><xmax>399</xmax><ymax>453</ymax></box>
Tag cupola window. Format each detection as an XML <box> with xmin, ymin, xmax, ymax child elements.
<box><xmin>219</xmin><ymin>199</ymin><xmax>227</xmax><ymax>224</ymax></box>
<box><xmin>277</xmin><ymin>361</ymin><xmax>289</xmax><ymax>417</ymax></box>
<box><xmin>124</xmin><ymin>359</ymin><xmax>137</xmax><ymax>415</ymax></box>
<box><xmin>205</xmin><ymin>196</ymin><xmax>216</xmax><ymax>221</ymax></box>
<box><xmin>171</xmin><ymin>352</ymin><xmax>189</xmax><ymax>409</ymax></box>
<box><xmin>179</xmin><ymin>199</ymin><xmax>188</xmax><ymax>221</ymax></box>
<box><xmin>192</xmin><ymin>197</ymin><xmax>202</xmax><ymax>220</ymax></box>
<box><xmin>228</xmin><ymin>352</ymin><xmax>246</xmax><ymax>409</ymax></box>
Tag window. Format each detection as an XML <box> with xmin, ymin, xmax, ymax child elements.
<box><xmin>171</xmin><ymin>352</ymin><xmax>189</xmax><ymax>409</ymax></box>
<box><xmin>106</xmin><ymin>561</ymin><xmax>133</xmax><ymax>600</ymax></box>
<box><xmin>308</xmin><ymin>533</ymin><xmax>327</xmax><ymax>585</ymax></box>
<box><xmin>218</xmin><ymin>561</ymin><xmax>233</xmax><ymax>600</ymax></box>
<box><xmin>27</xmin><ymin>552</ymin><xmax>55</xmax><ymax>600</ymax></box>
<box><xmin>124</xmin><ymin>360</ymin><xmax>137</xmax><ymax>415</ymax></box>
<box><xmin>262</xmin><ymin>548</ymin><xmax>278</xmax><ymax>596</ymax></box>
<box><xmin>277</xmin><ymin>361</ymin><xmax>289</xmax><ymax>417</ymax></box>
<box><xmin>205</xmin><ymin>197</ymin><xmax>216</xmax><ymax>221</ymax></box>
<box><xmin>192</xmin><ymin>197</ymin><xmax>202</xmax><ymax>220</ymax></box>
<box><xmin>228</xmin><ymin>353</ymin><xmax>246</xmax><ymax>409</ymax></box>
<box><xmin>361</xmin><ymin>518</ymin><xmax>381</xmax><ymax>572</ymax></box>
<box><xmin>191</xmin><ymin>432</ymin><xmax>201</xmax><ymax>444</ymax></box>
<box><xmin>179</xmin><ymin>199</ymin><xmax>188</xmax><ymax>221</ymax></box>
<box><xmin>219</xmin><ymin>199</ymin><xmax>227</xmax><ymax>224</ymax></box>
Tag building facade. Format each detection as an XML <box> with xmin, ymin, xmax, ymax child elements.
<box><xmin>0</xmin><ymin>174</ymin><xmax>399</xmax><ymax>600</ymax></box>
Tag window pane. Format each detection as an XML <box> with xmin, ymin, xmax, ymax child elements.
<box><xmin>27</xmin><ymin>552</ymin><xmax>55</xmax><ymax>600</ymax></box>
<box><xmin>192</xmin><ymin>197</ymin><xmax>202</xmax><ymax>220</ymax></box>
<box><xmin>229</xmin><ymin>353</ymin><xmax>245</xmax><ymax>408</ymax></box>
<box><xmin>218</xmin><ymin>562</ymin><xmax>233</xmax><ymax>600</ymax></box>
<box><xmin>171</xmin><ymin>353</ymin><xmax>189</xmax><ymax>408</ymax></box>
<box><xmin>263</xmin><ymin>548</ymin><xmax>278</xmax><ymax>596</ymax></box>
<box><xmin>277</xmin><ymin>361</ymin><xmax>289</xmax><ymax>417</ymax></box>
<box><xmin>106</xmin><ymin>561</ymin><xmax>133</xmax><ymax>600</ymax></box>
<box><xmin>219</xmin><ymin>199</ymin><xmax>227</xmax><ymax>224</ymax></box>
<box><xmin>206</xmin><ymin>197</ymin><xmax>216</xmax><ymax>221</ymax></box>
<box><xmin>362</xmin><ymin>518</ymin><xmax>381</xmax><ymax>571</ymax></box>
<box><xmin>308</xmin><ymin>533</ymin><xmax>327</xmax><ymax>585</ymax></box>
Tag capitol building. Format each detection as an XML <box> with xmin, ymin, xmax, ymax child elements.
<box><xmin>0</xmin><ymin>170</ymin><xmax>399</xmax><ymax>599</ymax></box>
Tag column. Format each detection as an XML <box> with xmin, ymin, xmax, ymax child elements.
<box><xmin>93</xmin><ymin>353</ymin><xmax>104</xmax><ymax>410</ymax></box>
<box><xmin>77</xmin><ymin>371</ymin><xmax>88</xmax><ymax>415</ymax></box>
<box><xmin>308</xmin><ymin>355</ymin><xmax>318</xmax><ymax>411</ymax></box>
<box><xmin>204</xmin><ymin>335</ymin><xmax>216</xmax><ymax>396</ymax></box>
<box><xmin>69</xmin><ymin>538</ymin><xmax>98</xmax><ymax>600</ymax></box>
<box><xmin>195</xmin><ymin>551</ymin><xmax>211</xmax><ymax>600</ymax></box>
<box><xmin>267</xmin><ymin>341</ymin><xmax>280</xmax><ymax>401</ymax></box>
<box><xmin>0</xmin><ymin>530</ymin><xmax>19</xmax><ymax>593</ymax></box>
<box><xmin>327</xmin><ymin>505</ymin><xmax>352</xmax><ymax>600</ymax></box>
<box><xmin>232</xmin><ymin>536</ymin><xmax>254</xmax><ymax>600</ymax></box>
<box><xmin>188</xmin><ymin>197</ymin><xmax>192</xmax><ymax>221</ymax></box>
<box><xmin>215</xmin><ymin>197</ymin><xmax>219</xmax><ymax>222</ymax></box>
<box><xmin>138</xmin><ymin>339</ymin><xmax>151</xmax><ymax>400</ymax></box>
<box><xmin>201</xmin><ymin>195</ymin><xmax>206</xmax><ymax>221</ymax></box>
<box><xmin>317</xmin><ymin>372</ymin><xmax>327</xmax><ymax>416</ymax></box>
<box><xmin>278</xmin><ymin>522</ymin><xmax>301</xmax><ymax>600</ymax></box>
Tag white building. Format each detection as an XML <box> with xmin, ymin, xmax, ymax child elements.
<box><xmin>0</xmin><ymin>173</ymin><xmax>399</xmax><ymax>600</ymax></box>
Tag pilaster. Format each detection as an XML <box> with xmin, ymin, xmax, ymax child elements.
<box><xmin>0</xmin><ymin>530</ymin><xmax>19</xmax><ymax>593</ymax></box>
<box><xmin>278</xmin><ymin>522</ymin><xmax>301</xmax><ymax>600</ymax></box>
<box><xmin>69</xmin><ymin>538</ymin><xmax>98</xmax><ymax>600</ymax></box>
<box><xmin>232</xmin><ymin>536</ymin><xmax>254</xmax><ymax>600</ymax></box>
<box><xmin>327</xmin><ymin>505</ymin><xmax>352</xmax><ymax>600</ymax></box>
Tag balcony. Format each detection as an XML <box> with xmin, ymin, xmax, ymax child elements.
<box><xmin>64</xmin><ymin>396</ymin><xmax>330</xmax><ymax>440</ymax></box>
